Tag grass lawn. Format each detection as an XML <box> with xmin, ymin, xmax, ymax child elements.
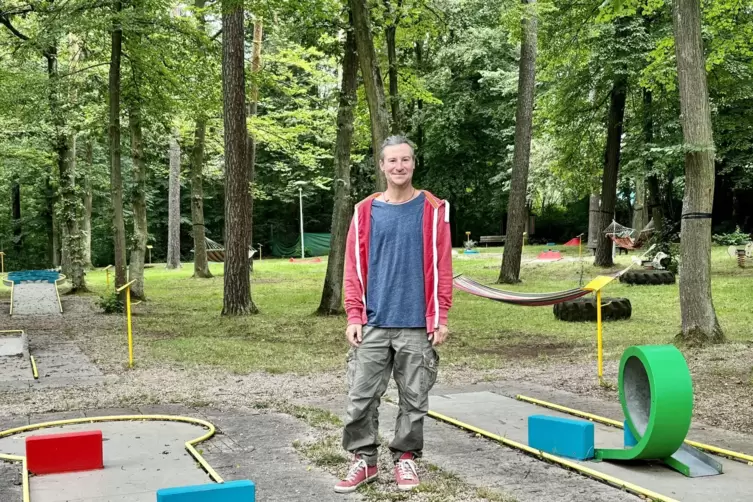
<box><xmin>70</xmin><ymin>244</ymin><xmax>753</xmax><ymax>376</ymax></box>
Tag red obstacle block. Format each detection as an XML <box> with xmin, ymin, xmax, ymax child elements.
<box><xmin>537</xmin><ymin>250</ymin><xmax>562</xmax><ymax>261</ymax></box>
<box><xmin>26</xmin><ymin>430</ymin><xmax>104</xmax><ymax>475</ymax></box>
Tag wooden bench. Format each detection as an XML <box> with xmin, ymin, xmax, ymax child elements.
<box><xmin>479</xmin><ymin>235</ymin><xmax>505</xmax><ymax>246</ymax></box>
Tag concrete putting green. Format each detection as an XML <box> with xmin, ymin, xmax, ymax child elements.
<box><xmin>0</xmin><ymin>420</ymin><xmax>218</xmax><ymax>502</ymax></box>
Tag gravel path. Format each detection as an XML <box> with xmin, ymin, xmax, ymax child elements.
<box><xmin>11</xmin><ymin>283</ymin><xmax>60</xmax><ymax>316</ymax></box>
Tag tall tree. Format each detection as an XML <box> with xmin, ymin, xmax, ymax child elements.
<box><xmin>671</xmin><ymin>0</ymin><xmax>723</xmax><ymax>344</ymax></box>
<box><xmin>593</xmin><ymin>72</ymin><xmax>627</xmax><ymax>267</ymax></box>
<box><xmin>498</xmin><ymin>0</ymin><xmax>538</xmax><ymax>284</ymax></box>
<box><xmin>109</xmin><ymin>0</ymin><xmax>127</xmax><ymax>289</ymax></box>
<box><xmin>128</xmin><ymin>106</ymin><xmax>148</xmax><ymax>298</ymax></box>
<box><xmin>384</xmin><ymin>0</ymin><xmax>403</xmax><ymax>134</ymax></box>
<box><xmin>318</xmin><ymin>17</ymin><xmax>358</xmax><ymax>315</ymax></box>
<box><xmin>221</xmin><ymin>0</ymin><xmax>257</xmax><ymax>315</ymax></box>
<box><xmin>642</xmin><ymin>89</ymin><xmax>664</xmax><ymax>233</ymax></box>
<box><xmin>82</xmin><ymin>142</ymin><xmax>94</xmax><ymax>269</ymax></box>
<box><xmin>190</xmin><ymin>118</ymin><xmax>212</xmax><ymax>278</ymax></box>
<box><xmin>166</xmin><ymin>130</ymin><xmax>182</xmax><ymax>269</ymax></box>
<box><xmin>349</xmin><ymin>0</ymin><xmax>389</xmax><ymax>191</ymax></box>
<box><xmin>11</xmin><ymin>180</ymin><xmax>22</xmax><ymax>254</ymax></box>
<box><xmin>190</xmin><ymin>0</ymin><xmax>212</xmax><ymax>278</ymax></box>
<box><xmin>247</xmin><ymin>17</ymin><xmax>262</xmax><ymax>272</ymax></box>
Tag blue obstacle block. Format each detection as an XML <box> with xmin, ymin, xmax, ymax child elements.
<box><xmin>157</xmin><ymin>480</ymin><xmax>255</xmax><ymax>502</ymax></box>
<box><xmin>624</xmin><ymin>420</ymin><xmax>638</xmax><ymax>447</ymax></box>
<box><xmin>528</xmin><ymin>415</ymin><xmax>595</xmax><ymax>460</ymax></box>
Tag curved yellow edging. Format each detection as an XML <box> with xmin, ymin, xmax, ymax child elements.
<box><xmin>427</xmin><ymin>409</ymin><xmax>679</xmax><ymax>502</ymax></box>
<box><xmin>0</xmin><ymin>414</ymin><xmax>224</xmax><ymax>502</ymax></box>
<box><xmin>515</xmin><ymin>394</ymin><xmax>753</xmax><ymax>466</ymax></box>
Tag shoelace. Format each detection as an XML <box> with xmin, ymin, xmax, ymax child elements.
<box><xmin>397</xmin><ymin>459</ymin><xmax>418</xmax><ymax>480</ymax></box>
<box><xmin>345</xmin><ymin>458</ymin><xmax>368</xmax><ymax>481</ymax></box>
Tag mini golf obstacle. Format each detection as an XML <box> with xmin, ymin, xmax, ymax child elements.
<box><xmin>0</xmin><ymin>415</ymin><xmax>256</xmax><ymax>502</ymax></box>
<box><xmin>425</xmin><ymin>344</ymin><xmax>753</xmax><ymax>502</ymax></box>
<box><xmin>3</xmin><ymin>270</ymin><xmax>65</xmax><ymax>316</ymax></box>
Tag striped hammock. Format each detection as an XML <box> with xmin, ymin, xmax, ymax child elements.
<box><xmin>453</xmin><ymin>263</ymin><xmax>634</xmax><ymax>307</ymax></box>
<box><xmin>452</xmin><ymin>275</ymin><xmax>592</xmax><ymax>306</ymax></box>
<box><xmin>204</xmin><ymin>238</ymin><xmax>256</xmax><ymax>263</ymax></box>
<box><xmin>604</xmin><ymin>219</ymin><xmax>654</xmax><ymax>250</ymax></box>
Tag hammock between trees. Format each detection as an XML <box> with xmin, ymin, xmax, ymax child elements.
<box><xmin>604</xmin><ymin>219</ymin><xmax>655</xmax><ymax>250</ymax></box>
<box><xmin>202</xmin><ymin>237</ymin><xmax>256</xmax><ymax>263</ymax></box>
<box><xmin>452</xmin><ymin>264</ymin><xmax>633</xmax><ymax>307</ymax></box>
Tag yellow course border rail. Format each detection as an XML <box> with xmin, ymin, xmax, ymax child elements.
<box><xmin>0</xmin><ymin>414</ymin><xmax>224</xmax><ymax>502</ymax></box>
<box><xmin>427</xmin><ymin>409</ymin><xmax>679</xmax><ymax>502</ymax></box>
<box><xmin>515</xmin><ymin>395</ymin><xmax>753</xmax><ymax>466</ymax></box>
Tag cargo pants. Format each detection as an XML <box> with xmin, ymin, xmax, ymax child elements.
<box><xmin>342</xmin><ymin>326</ymin><xmax>440</xmax><ymax>465</ymax></box>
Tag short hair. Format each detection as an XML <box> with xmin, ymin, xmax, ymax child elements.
<box><xmin>379</xmin><ymin>135</ymin><xmax>416</xmax><ymax>161</ymax></box>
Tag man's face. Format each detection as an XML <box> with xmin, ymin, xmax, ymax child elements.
<box><xmin>380</xmin><ymin>143</ymin><xmax>415</xmax><ymax>187</ymax></box>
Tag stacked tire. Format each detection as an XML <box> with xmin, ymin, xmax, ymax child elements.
<box><xmin>619</xmin><ymin>269</ymin><xmax>675</xmax><ymax>285</ymax></box>
<box><xmin>553</xmin><ymin>297</ymin><xmax>632</xmax><ymax>322</ymax></box>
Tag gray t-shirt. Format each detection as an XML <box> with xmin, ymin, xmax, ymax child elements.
<box><xmin>366</xmin><ymin>193</ymin><xmax>426</xmax><ymax>328</ymax></box>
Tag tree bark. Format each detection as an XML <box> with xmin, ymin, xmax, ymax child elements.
<box><xmin>498</xmin><ymin>0</ymin><xmax>538</xmax><ymax>284</ymax></box>
<box><xmin>414</xmin><ymin>42</ymin><xmax>425</xmax><ymax>172</ymax></box>
<box><xmin>587</xmin><ymin>193</ymin><xmax>600</xmax><ymax>250</ymax></box>
<box><xmin>11</xmin><ymin>180</ymin><xmax>22</xmax><ymax>254</ymax></box>
<box><xmin>83</xmin><ymin>142</ymin><xmax>94</xmax><ymax>268</ymax></box>
<box><xmin>221</xmin><ymin>0</ymin><xmax>257</xmax><ymax>315</ymax></box>
<box><xmin>349</xmin><ymin>0</ymin><xmax>389</xmax><ymax>191</ymax></box>
<box><xmin>671</xmin><ymin>0</ymin><xmax>723</xmax><ymax>344</ymax></box>
<box><xmin>128</xmin><ymin>106</ymin><xmax>148</xmax><ymax>299</ymax></box>
<box><xmin>643</xmin><ymin>89</ymin><xmax>664</xmax><ymax>233</ymax></box>
<box><xmin>594</xmin><ymin>73</ymin><xmax>627</xmax><ymax>267</ymax></box>
<box><xmin>247</xmin><ymin>18</ymin><xmax>262</xmax><ymax>273</ymax></box>
<box><xmin>109</xmin><ymin>0</ymin><xmax>127</xmax><ymax>289</ymax></box>
<box><xmin>191</xmin><ymin>118</ymin><xmax>212</xmax><ymax>278</ymax></box>
<box><xmin>166</xmin><ymin>130</ymin><xmax>182</xmax><ymax>269</ymax></box>
<box><xmin>190</xmin><ymin>0</ymin><xmax>212</xmax><ymax>279</ymax></box>
<box><xmin>633</xmin><ymin>176</ymin><xmax>647</xmax><ymax>231</ymax></box>
<box><xmin>318</xmin><ymin>18</ymin><xmax>357</xmax><ymax>316</ymax></box>
<box><xmin>58</xmin><ymin>133</ymin><xmax>87</xmax><ymax>291</ymax></box>
<box><xmin>384</xmin><ymin>0</ymin><xmax>402</xmax><ymax>134</ymax></box>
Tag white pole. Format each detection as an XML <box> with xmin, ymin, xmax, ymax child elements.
<box><xmin>299</xmin><ymin>187</ymin><xmax>305</xmax><ymax>259</ymax></box>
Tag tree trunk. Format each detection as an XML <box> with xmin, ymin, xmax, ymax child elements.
<box><xmin>52</xmin><ymin>206</ymin><xmax>61</xmax><ymax>267</ymax></box>
<box><xmin>11</xmin><ymin>180</ymin><xmax>22</xmax><ymax>254</ymax></box>
<box><xmin>498</xmin><ymin>0</ymin><xmax>538</xmax><ymax>284</ymax></box>
<box><xmin>414</xmin><ymin>42</ymin><xmax>425</xmax><ymax>172</ymax></box>
<box><xmin>166</xmin><ymin>130</ymin><xmax>182</xmax><ymax>269</ymax></box>
<box><xmin>349</xmin><ymin>0</ymin><xmax>389</xmax><ymax>191</ymax></box>
<box><xmin>128</xmin><ymin>106</ymin><xmax>148</xmax><ymax>299</ymax></box>
<box><xmin>633</xmin><ymin>176</ymin><xmax>647</xmax><ymax>231</ymax></box>
<box><xmin>587</xmin><ymin>193</ymin><xmax>600</xmax><ymax>250</ymax></box>
<box><xmin>190</xmin><ymin>0</ymin><xmax>212</xmax><ymax>279</ymax></box>
<box><xmin>221</xmin><ymin>0</ymin><xmax>257</xmax><ymax>315</ymax></box>
<box><xmin>318</xmin><ymin>17</ymin><xmax>357</xmax><ymax>316</ymax></box>
<box><xmin>594</xmin><ymin>73</ymin><xmax>627</xmax><ymax>268</ymax></box>
<box><xmin>109</xmin><ymin>0</ymin><xmax>127</xmax><ymax>289</ymax></box>
<box><xmin>58</xmin><ymin>133</ymin><xmax>87</xmax><ymax>291</ymax></box>
<box><xmin>247</xmin><ymin>18</ymin><xmax>262</xmax><ymax>273</ymax></box>
<box><xmin>191</xmin><ymin>117</ymin><xmax>212</xmax><ymax>278</ymax></box>
<box><xmin>671</xmin><ymin>0</ymin><xmax>723</xmax><ymax>344</ymax></box>
<box><xmin>643</xmin><ymin>89</ymin><xmax>664</xmax><ymax>233</ymax></box>
<box><xmin>384</xmin><ymin>0</ymin><xmax>401</xmax><ymax>134</ymax></box>
<box><xmin>83</xmin><ymin>142</ymin><xmax>94</xmax><ymax>268</ymax></box>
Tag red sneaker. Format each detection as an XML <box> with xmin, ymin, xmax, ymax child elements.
<box><xmin>334</xmin><ymin>456</ymin><xmax>378</xmax><ymax>493</ymax></box>
<box><xmin>394</xmin><ymin>452</ymin><xmax>420</xmax><ymax>491</ymax></box>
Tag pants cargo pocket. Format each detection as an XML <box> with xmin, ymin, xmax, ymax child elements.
<box><xmin>346</xmin><ymin>347</ymin><xmax>357</xmax><ymax>390</ymax></box>
<box><xmin>421</xmin><ymin>347</ymin><xmax>439</xmax><ymax>393</ymax></box>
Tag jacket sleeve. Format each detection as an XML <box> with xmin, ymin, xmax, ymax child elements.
<box><xmin>436</xmin><ymin>202</ymin><xmax>453</xmax><ymax>326</ymax></box>
<box><xmin>344</xmin><ymin>210</ymin><xmax>364</xmax><ymax>325</ymax></box>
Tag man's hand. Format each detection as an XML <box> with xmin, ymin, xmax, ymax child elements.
<box><xmin>428</xmin><ymin>324</ymin><xmax>449</xmax><ymax>346</ymax></box>
<box><xmin>346</xmin><ymin>324</ymin><xmax>363</xmax><ymax>347</ymax></box>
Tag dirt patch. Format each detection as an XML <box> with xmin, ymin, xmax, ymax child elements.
<box><xmin>475</xmin><ymin>336</ymin><xmax>578</xmax><ymax>359</ymax></box>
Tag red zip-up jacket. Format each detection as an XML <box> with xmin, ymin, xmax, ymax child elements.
<box><xmin>344</xmin><ymin>190</ymin><xmax>453</xmax><ymax>332</ymax></box>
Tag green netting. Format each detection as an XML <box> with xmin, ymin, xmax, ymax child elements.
<box><xmin>270</xmin><ymin>233</ymin><xmax>331</xmax><ymax>257</ymax></box>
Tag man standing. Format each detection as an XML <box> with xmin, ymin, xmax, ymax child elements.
<box><xmin>335</xmin><ymin>136</ymin><xmax>453</xmax><ymax>493</ymax></box>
